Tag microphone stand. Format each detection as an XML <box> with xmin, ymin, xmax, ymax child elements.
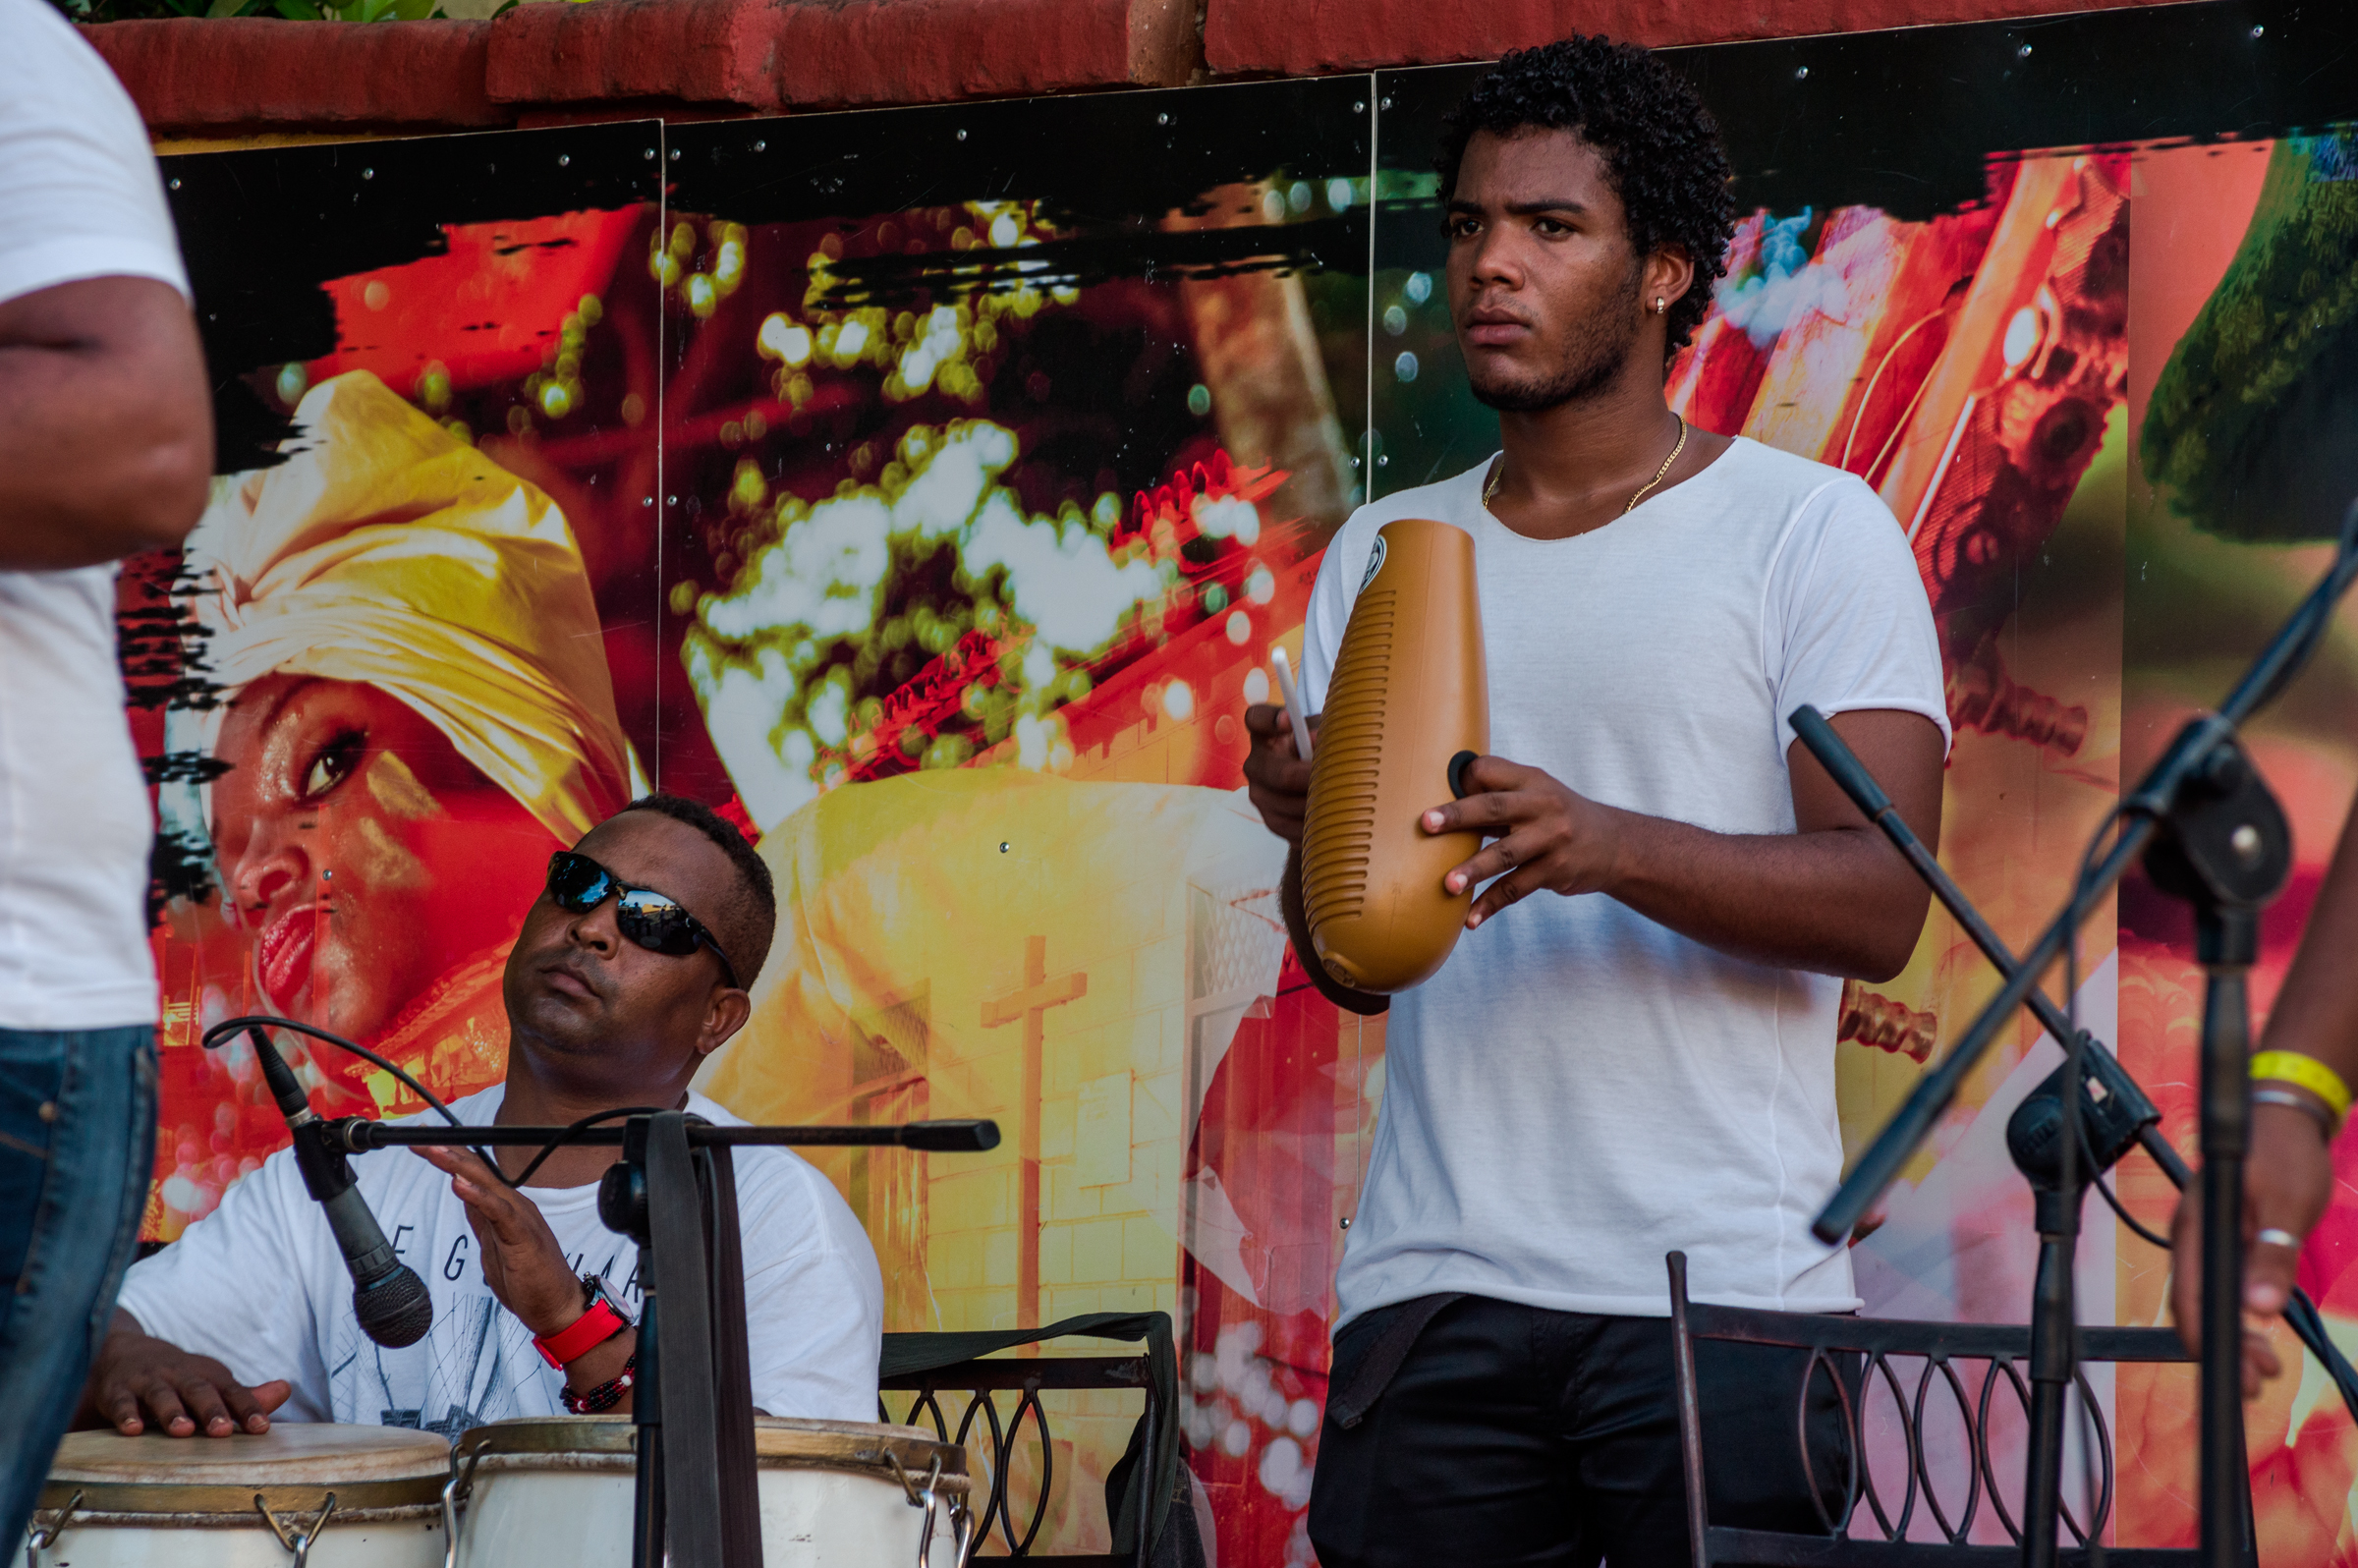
<box><xmin>1798</xmin><ymin>498</ymin><xmax>2358</xmax><ymax>1568</ymax></box>
<box><xmin>339</xmin><ymin>1114</ymin><xmax>999</xmax><ymax>1568</ymax></box>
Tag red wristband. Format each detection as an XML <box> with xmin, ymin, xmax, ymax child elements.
<box><xmin>534</xmin><ymin>1294</ymin><xmax>628</xmax><ymax>1369</ymax></box>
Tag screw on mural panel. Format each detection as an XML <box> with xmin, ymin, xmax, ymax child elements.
<box><xmin>1794</xmin><ymin>66</ymin><xmax>1809</xmax><ymax>80</ymax></box>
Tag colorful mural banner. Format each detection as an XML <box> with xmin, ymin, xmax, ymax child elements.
<box><xmin>128</xmin><ymin>3</ymin><xmax>2358</xmax><ymax>1556</ymax></box>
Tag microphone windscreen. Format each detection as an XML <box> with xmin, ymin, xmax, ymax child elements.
<box><xmin>1301</xmin><ymin>518</ymin><xmax>1488</xmax><ymax>992</ymax></box>
<box><xmin>354</xmin><ymin>1264</ymin><xmax>434</xmax><ymax>1348</ymax></box>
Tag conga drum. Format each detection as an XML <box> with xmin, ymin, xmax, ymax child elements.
<box><xmin>447</xmin><ymin>1416</ymin><xmax>973</xmax><ymax>1567</ymax></box>
<box><xmin>23</xmin><ymin>1425</ymin><xmax>450</xmax><ymax>1567</ymax></box>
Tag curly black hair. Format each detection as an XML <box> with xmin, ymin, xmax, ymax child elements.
<box><xmin>1437</xmin><ymin>36</ymin><xmax>1736</xmax><ymax>356</ymax></box>
<box><xmin>616</xmin><ymin>793</ymin><xmax>777</xmax><ymax>988</ymax></box>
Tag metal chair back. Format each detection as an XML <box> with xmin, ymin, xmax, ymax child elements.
<box><xmin>1665</xmin><ymin>1251</ymin><xmax>2249</xmax><ymax>1566</ymax></box>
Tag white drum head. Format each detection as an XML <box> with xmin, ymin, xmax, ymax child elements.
<box><xmin>42</xmin><ymin>1425</ymin><xmax>451</xmax><ymax>1518</ymax></box>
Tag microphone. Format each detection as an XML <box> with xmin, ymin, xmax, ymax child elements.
<box><xmin>247</xmin><ymin>1028</ymin><xmax>434</xmax><ymax>1348</ymax></box>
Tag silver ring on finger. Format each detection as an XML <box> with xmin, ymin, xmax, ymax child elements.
<box><xmin>2256</xmin><ymin>1227</ymin><xmax>2303</xmax><ymax>1250</ymax></box>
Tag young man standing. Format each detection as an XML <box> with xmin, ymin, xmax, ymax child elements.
<box><xmin>1242</xmin><ymin>38</ymin><xmax>1949</xmax><ymax>1563</ymax></box>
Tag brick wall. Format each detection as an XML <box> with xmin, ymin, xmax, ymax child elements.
<box><xmin>85</xmin><ymin>0</ymin><xmax>2200</xmax><ymax>143</ymax></box>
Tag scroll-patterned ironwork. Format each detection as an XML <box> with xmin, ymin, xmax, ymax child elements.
<box><xmin>1666</xmin><ymin>1251</ymin><xmax>2249</xmax><ymax>1566</ymax></box>
<box><xmin>882</xmin><ymin>1352</ymin><xmax>1153</xmax><ymax>1566</ymax></box>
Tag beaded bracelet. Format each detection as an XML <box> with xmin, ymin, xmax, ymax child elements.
<box><xmin>562</xmin><ymin>1352</ymin><xmax>637</xmax><ymax>1415</ymax></box>
<box><xmin>2250</xmin><ymin>1049</ymin><xmax>2354</xmax><ymax>1134</ymax></box>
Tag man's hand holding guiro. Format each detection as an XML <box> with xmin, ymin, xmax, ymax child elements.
<box><xmin>1243</xmin><ymin>702</ymin><xmax>1315</xmax><ymax>848</ymax></box>
<box><xmin>1423</xmin><ymin>755</ymin><xmax>1623</xmax><ymax>927</ymax></box>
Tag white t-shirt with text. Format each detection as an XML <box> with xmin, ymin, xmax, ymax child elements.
<box><xmin>1302</xmin><ymin>438</ymin><xmax>1948</xmax><ymax>1323</ymax></box>
<box><xmin>118</xmin><ymin>1088</ymin><xmax>886</xmax><ymax>1430</ymax></box>
<box><xmin>0</xmin><ymin>0</ymin><xmax>192</xmax><ymax>1030</ymax></box>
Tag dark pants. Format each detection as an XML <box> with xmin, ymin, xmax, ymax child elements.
<box><xmin>1308</xmin><ymin>1295</ymin><xmax>1849</xmax><ymax>1568</ymax></box>
<box><xmin>0</xmin><ymin>1026</ymin><xmax>156</xmax><ymax>1546</ymax></box>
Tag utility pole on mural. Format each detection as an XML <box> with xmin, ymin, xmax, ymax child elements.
<box><xmin>982</xmin><ymin>936</ymin><xmax>1087</xmax><ymax>1327</ymax></box>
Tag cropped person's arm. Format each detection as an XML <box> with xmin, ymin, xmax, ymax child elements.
<box><xmin>2172</xmin><ymin>806</ymin><xmax>2358</xmax><ymax>1392</ymax></box>
<box><xmin>0</xmin><ymin>275</ymin><xmax>211</xmax><ymax>569</ymax></box>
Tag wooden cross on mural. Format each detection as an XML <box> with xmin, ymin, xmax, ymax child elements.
<box><xmin>981</xmin><ymin>935</ymin><xmax>1087</xmax><ymax>1328</ymax></box>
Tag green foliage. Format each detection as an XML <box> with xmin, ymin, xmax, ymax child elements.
<box><xmin>2143</xmin><ymin>134</ymin><xmax>2358</xmax><ymax>541</ymax></box>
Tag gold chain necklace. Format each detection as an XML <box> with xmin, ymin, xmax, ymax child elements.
<box><xmin>1484</xmin><ymin>414</ymin><xmax>1688</xmax><ymax>517</ymax></box>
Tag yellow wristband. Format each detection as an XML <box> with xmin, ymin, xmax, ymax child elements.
<box><xmin>2250</xmin><ymin>1050</ymin><xmax>2355</xmax><ymax>1124</ymax></box>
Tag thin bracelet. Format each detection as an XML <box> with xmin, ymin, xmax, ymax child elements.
<box><xmin>2253</xmin><ymin>1087</ymin><xmax>2339</xmax><ymax>1141</ymax></box>
<box><xmin>2251</xmin><ymin>1049</ymin><xmax>2355</xmax><ymax>1125</ymax></box>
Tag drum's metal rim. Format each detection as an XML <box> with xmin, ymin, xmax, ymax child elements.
<box><xmin>32</xmin><ymin>1478</ymin><xmax>446</xmax><ymax>1516</ymax></box>
<box><xmin>460</xmin><ymin>1450</ymin><xmax>974</xmax><ymax>1491</ymax></box>
<box><xmin>452</xmin><ymin>1420</ymin><xmax>970</xmax><ymax>1489</ymax></box>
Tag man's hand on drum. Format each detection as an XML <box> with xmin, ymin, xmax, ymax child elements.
<box><xmin>84</xmin><ymin>1310</ymin><xmax>292</xmax><ymax>1437</ymax></box>
<box><xmin>418</xmin><ymin>1146</ymin><xmax>590</xmax><ymax>1338</ymax></box>
<box><xmin>1243</xmin><ymin>702</ymin><xmax>1317</xmax><ymax>847</ymax></box>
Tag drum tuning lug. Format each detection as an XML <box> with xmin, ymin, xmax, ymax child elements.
<box><xmin>891</xmin><ymin>1453</ymin><xmax>948</xmax><ymax>1568</ymax></box>
<box><xmin>253</xmin><ymin>1490</ymin><xmax>338</xmax><ymax>1568</ymax></box>
<box><xmin>441</xmin><ymin>1469</ymin><xmax>468</xmax><ymax>1568</ymax></box>
<box><xmin>950</xmin><ymin>1497</ymin><xmax>978</xmax><ymax>1568</ymax></box>
<box><xmin>25</xmin><ymin>1488</ymin><xmax>83</xmax><ymax>1565</ymax></box>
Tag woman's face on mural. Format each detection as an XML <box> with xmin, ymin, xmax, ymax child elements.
<box><xmin>209</xmin><ymin>674</ymin><xmax>564</xmax><ymax>1039</ymax></box>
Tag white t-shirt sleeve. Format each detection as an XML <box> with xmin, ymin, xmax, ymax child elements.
<box><xmin>1765</xmin><ymin>476</ymin><xmax>1951</xmax><ymax>757</ymax></box>
<box><xmin>113</xmin><ymin>1149</ymin><xmax>336</xmax><ymax>1422</ymax></box>
<box><xmin>1298</xmin><ymin>516</ymin><xmax>1376</xmax><ymax>713</ymax></box>
<box><xmin>0</xmin><ymin>0</ymin><xmax>190</xmax><ymax>306</ymax></box>
<box><xmin>737</xmin><ymin>1156</ymin><xmax>885</xmax><ymax>1422</ymax></box>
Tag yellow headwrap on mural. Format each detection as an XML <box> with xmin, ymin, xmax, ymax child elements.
<box><xmin>187</xmin><ymin>369</ymin><xmax>636</xmax><ymax>845</ymax></box>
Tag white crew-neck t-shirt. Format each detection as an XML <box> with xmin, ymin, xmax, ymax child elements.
<box><xmin>0</xmin><ymin>0</ymin><xmax>194</xmax><ymax>1030</ymax></box>
<box><xmin>1302</xmin><ymin>438</ymin><xmax>1948</xmax><ymax>1323</ymax></box>
<box><xmin>117</xmin><ymin>1087</ymin><xmax>886</xmax><ymax>1431</ymax></box>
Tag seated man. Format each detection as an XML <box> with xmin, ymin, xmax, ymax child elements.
<box><xmin>81</xmin><ymin>794</ymin><xmax>883</xmax><ymax>1436</ymax></box>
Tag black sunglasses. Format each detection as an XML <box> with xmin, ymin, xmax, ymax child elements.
<box><xmin>544</xmin><ymin>851</ymin><xmax>742</xmax><ymax>990</ymax></box>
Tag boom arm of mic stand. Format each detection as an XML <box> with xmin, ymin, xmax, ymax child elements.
<box><xmin>1807</xmin><ymin>499</ymin><xmax>2358</xmax><ymax>1251</ymax></box>
<box><xmin>337</xmin><ymin>1118</ymin><xmax>1002</xmax><ymax>1152</ymax></box>
<box><xmin>1791</xmin><ymin>705</ymin><xmax>2358</xmax><ymax>1423</ymax></box>
<box><xmin>1798</xmin><ymin>708</ymin><xmax>2162</xmax><ymax>1244</ymax></box>
<box><xmin>1791</xmin><ymin>706</ymin><xmax>2176</xmax><ymax>1183</ymax></box>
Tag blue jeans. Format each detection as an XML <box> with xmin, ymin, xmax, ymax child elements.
<box><xmin>0</xmin><ymin>1026</ymin><xmax>155</xmax><ymax>1545</ymax></box>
